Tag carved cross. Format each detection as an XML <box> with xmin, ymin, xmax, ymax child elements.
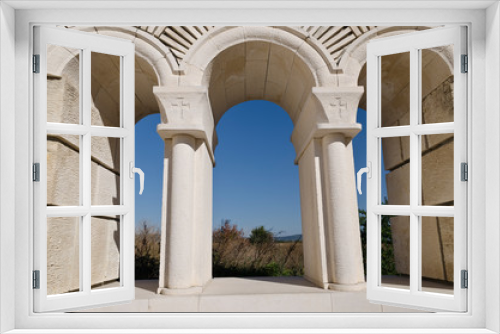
<box><xmin>171</xmin><ymin>99</ymin><xmax>190</xmax><ymax>119</ymax></box>
<box><xmin>329</xmin><ymin>98</ymin><xmax>347</xmax><ymax>120</ymax></box>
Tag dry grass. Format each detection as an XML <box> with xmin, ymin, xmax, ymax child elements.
<box><xmin>134</xmin><ymin>220</ymin><xmax>305</xmax><ymax>279</ymax></box>
<box><xmin>135</xmin><ymin>220</ymin><xmax>161</xmax><ymax>279</ymax></box>
<box><xmin>212</xmin><ymin>221</ymin><xmax>304</xmax><ymax>277</ymax></box>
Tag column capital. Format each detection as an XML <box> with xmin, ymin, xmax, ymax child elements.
<box><xmin>312</xmin><ymin>86</ymin><xmax>364</xmax><ymax>125</ymax></box>
<box><xmin>153</xmin><ymin>86</ymin><xmax>216</xmax><ymax>164</ymax></box>
<box><xmin>291</xmin><ymin>86</ymin><xmax>364</xmax><ymax>164</ymax></box>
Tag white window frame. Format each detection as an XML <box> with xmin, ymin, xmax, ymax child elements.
<box><xmin>366</xmin><ymin>26</ymin><xmax>468</xmax><ymax>312</ymax></box>
<box><xmin>0</xmin><ymin>1</ymin><xmax>498</xmax><ymax>333</ymax></box>
<box><xmin>33</xmin><ymin>26</ymin><xmax>136</xmax><ymax>312</ymax></box>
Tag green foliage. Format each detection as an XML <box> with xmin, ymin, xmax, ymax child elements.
<box><xmin>213</xmin><ymin>221</ymin><xmax>304</xmax><ymax>277</ymax></box>
<box><xmin>212</xmin><ymin>219</ymin><xmax>246</xmax><ymax>267</ymax></box>
<box><xmin>136</xmin><ymin>212</ymin><xmax>401</xmax><ymax>280</ymax></box>
<box><xmin>249</xmin><ymin>226</ymin><xmax>274</xmax><ymax>245</ymax></box>
<box><xmin>135</xmin><ymin>252</ymin><xmax>159</xmax><ymax>280</ymax></box>
<box><xmin>380</xmin><ymin>215</ymin><xmax>397</xmax><ymax>275</ymax></box>
<box><xmin>212</xmin><ymin>261</ymin><xmax>304</xmax><ymax>277</ymax></box>
<box><xmin>135</xmin><ymin>220</ymin><xmax>160</xmax><ymax>279</ymax></box>
<box><xmin>135</xmin><ymin>211</ymin><xmax>400</xmax><ymax>281</ymax></box>
<box><xmin>359</xmin><ymin>209</ymin><xmax>367</xmax><ymax>274</ymax></box>
<box><xmin>134</xmin><ymin>219</ymin><xmax>305</xmax><ymax>280</ymax></box>
<box><xmin>359</xmin><ymin>200</ymin><xmax>398</xmax><ymax>276</ymax></box>
<box><xmin>214</xmin><ymin>219</ymin><xmax>245</xmax><ymax>241</ymax></box>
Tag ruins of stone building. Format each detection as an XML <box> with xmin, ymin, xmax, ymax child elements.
<box><xmin>45</xmin><ymin>26</ymin><xmax>454</xmax><ymax>294</ymax></box>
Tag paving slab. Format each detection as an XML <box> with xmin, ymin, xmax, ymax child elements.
<box><xmin>79</xmin><ymin>277</ymin><xmax>437</xmax><ymax>313</ymax></box>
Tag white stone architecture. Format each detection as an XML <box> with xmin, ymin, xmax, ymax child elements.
<box><xmin>46</xmin><ymin>26</ymin><xmax>454</xmax><ymax>294</ymax></box>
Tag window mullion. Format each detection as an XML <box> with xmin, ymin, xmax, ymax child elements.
<box><xmin>81</xmin><ymin>48</ymin><xmax>92</xmax><ymax>294</ymax></box>
<box><xmin>409</xmin><ymin>48</ymin><xmax>420</xmax><ymax>295</ymax></box>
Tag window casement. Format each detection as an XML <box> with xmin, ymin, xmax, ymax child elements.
<box><xmin>365</xmin><ymin>26</ymin><xmax>468</xmax><ymax>312</ymax></box>
<box><xmin>33</xmin><ymin>26</ymin><xmax>137</xmax><ymax>312</ymax></box>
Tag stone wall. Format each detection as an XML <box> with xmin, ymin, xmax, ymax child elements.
<box><xmin>383</xmin><ymin>76</ymin><xmax>455</xmax><ymax>282</ymax></box>
<box><xmin>46</xmin><ymin>49</ymin><xmax>122</xmax><ymax>294</ymax></box>
<box><xmin>47</xmin><ymin>134</ymin><xmax>121</xmax><ymax>294</ymax></box>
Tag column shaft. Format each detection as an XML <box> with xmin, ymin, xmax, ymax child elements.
<box><xmin>322</xmin><ymin>133</ymin><xmax>365</xmax><ymax>289</ymax></box>
<box><xmin>159</xmin><ymin>139</ymin><xmax>172</xmax><ymax>289</ymax></box>
<box><xmin>165</xmin><ymin>134</ymin><xmax>196</xmax><ymax>289</ymax></box>
<box><xmin>346</xmin><ymin>139</ymin><xmax>366</xmax><ymax>283</ymax></box>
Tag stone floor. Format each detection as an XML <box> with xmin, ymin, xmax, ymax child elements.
<box><xmin>77</xmin><ymin>276</ymin><xmax>452</xmax><ymax>313</ymax></box>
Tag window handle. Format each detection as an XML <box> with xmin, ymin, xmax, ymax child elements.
<box><xmin>357</xmin><ymin>162</ymin><xmax>371</xmax><ymax>195</ymax></box>
<box><xmin>129</xmin><ymin>162</ymin><xmax>144</xmax><ymax>195</ymax></box>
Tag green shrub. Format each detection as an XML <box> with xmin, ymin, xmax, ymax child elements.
<box><xmin>359</xmin><ymin>207</ymin><xmax>398</xmax><ymax>276</ymax></box>
<box><xmin>249</xmin><ymin>226</ymin><xmax>274</xmax><ymax>245</ymax></box>
<box><xmin>213</xmin><ymin>220</ymin><xmax>304</xmax><ymax>277</ymax></box>
<box><xmin>135</xmin><ymin>220</ymin><xmax>161</xmax><ymax>280</ymax></box>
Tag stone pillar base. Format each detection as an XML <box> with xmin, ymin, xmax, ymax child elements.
<box><xmin>328</xmin><ymin>282</ymin><xmax>366</xmax><ymax>292</ymax></box>
<box><xmin>157</xmin><ymin>286</ymin><xmax>203</xmax><ymax>295</ymax></box>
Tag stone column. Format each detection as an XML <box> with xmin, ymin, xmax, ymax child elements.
<box><xmin>158</xmin><ymin>139</ymin><xmax>172</xmax><ymax>291</ymax></box>
<box><xmin>291</xmin><ymin>86</ymin><xmax>365</xmax><ymax>291</ymax></box>
<box><xmin>164</xmin><ymin>134</ymin><xmax>196</xmax><ymax>290</ymax></box>
<box><xmin>322</xmin><ymin>133</ymin><xmax>365</xmax><ymax>290</ymax></box>
<box><xmin>154</xmin><ymin>86</ymin><xmax>215</xmax><ymax>295</ymax></box>
<box><xmin>346</xmin><ymin>139</ymin><xmax>367</xmax><ymax>283</ymax></box>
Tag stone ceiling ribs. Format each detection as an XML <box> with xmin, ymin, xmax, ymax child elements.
<box><xmin>138</xmin><ymin>26</ymin><xmax>215</xmax><ymax>65</ymax></box>
<box><xmin>137</xmin><ymin>26</ymin><xmax>378</xmax><ymax>67</ymax></box>
<box><xmin>300</xmin><ymin>26</ymin><xmax>376</xmax><ymax>63</ymax></box>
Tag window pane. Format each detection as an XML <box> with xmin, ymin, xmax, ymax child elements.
<box><xmin>380</xmin><ymin>137</ymin><xmax>410</xmax><ymax>205</ymax></box>
<box><xmin>421</xmin><ymin>46</ymin><xmax>454</xmax><ymax>124</ymax></box>
<box><xmin>47</xmin><ymin>44</ymin><xmax>80</xmax><ymax>124</ymax></box>
<box><xmin>381</xmin><ymin>215</ymin><xmax>410</xmax><ymax>290</ymax></box>
<box><xmin>421</xmin><ymin>134</ymin><xmax>454</xmax><ymax>206</ymax></box>
<box><xmin>421</xmin><ymin>216</ymin><xmax>454</xmax><ymax>295</ymax></box>
<box><xmin>380</xmin><ymin>52</ymin><xmax>410</xmax><ymax>127</ymax></box>
<box><xmin>91</xmin><ymin>52</ymin><xmax>121</xmax><ymax>127</ymax></box>
<box><xmin>47</xmin><ymin>216</ymin><xmax>80</xmax><ymax>295</ymax></box>
<box><xmin>91</xmin><ymin>216</ymin><xmax>121</xmax><ymax>289</ymax></box>
<box><xmin>91</xmin><ymin>136</ymin><xmax>121</xmax><ymax>206</ymax></box>
<box><xmin>47</xmin><ymin>134</ymin><xmax>80</xmax><ymax>206</ymax></box>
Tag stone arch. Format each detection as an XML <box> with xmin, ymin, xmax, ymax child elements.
<box><xmin>180</xmin><ymin>26</ymin><xmax>332</xmax><ymax>89</ymax></box>
<box><xmin>68</xmin><ymin>26</ymin><xmax>178</xmax><ymax>85</ymax></box>
<box><xmin>45</xmin><ymin>24</ymin><xmax>461</xmax><ymax>297</ymax></box>
<box><xmin>203</xmin><ymin>41</ymin><xmax>317</xmax><ymax>127</ymax></box>
<box><xmin>155</xmin><ymin>26</ymin><xmax>365</xmax><ymax>155</ymax></box>
<box><xmin>137</xmin><ymin>26</ymin><xmax>384</xmax><ymax>76</ymax></box>
<box><xmin>52</xmin><ymin>27</ymin><xmax>167</xmax><ymax>122</ymax></box>
<box><xmin>155</xmin><ymin>26</ymin><xmax>366</xmax><ymax>294</ymax></box>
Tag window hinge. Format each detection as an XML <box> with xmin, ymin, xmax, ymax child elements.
<box><xmin>33</xmin><ymin>54</ymin><xmax>40</xmax><ymax>73</ymax></box>
<box><xmin>33</xmin><ymin>270</ymin><xmax>40</xmax><ymax>289</ymax></box>
<box><xmin>461</xmin><ymin>162</ymin><xmax>468</xmax><ymax>181</ymax></box>
<box><xmin>33</xmin><ymin>163</ymin><xmax>40</xmax><ymax>182</ymax></box>
<box><xmin>461</xmin><ymin>54</ymin><xmax>468</xmax><ymax>73</ymax></box>
<box><xmin>461</xmin><ymin>270</ymin><xmax>468</xmax><ymax>289</ymax></box>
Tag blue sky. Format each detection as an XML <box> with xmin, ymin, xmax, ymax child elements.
<box><xmin>135</xmin><ymin>101</ymin><xmax>376</xmax><ymax>236</ymax></box>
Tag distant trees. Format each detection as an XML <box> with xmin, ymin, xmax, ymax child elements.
<box><xmin>249</xmin><ymin>226</ymin><xmax>274</xmax><ymax>245</ymax></box>
<box><xmin>134</xmin><ymin>219</ymin><xmax>305</xmax><ymax>280</ymax></box>
<box><xmin>136</xmin><ymin>213</ymin><xmax>399</xmax><ymax>281</ymax></box>
<box><xmin>135</xmin><ymin>220</ymin><xmax>161</xmax><ymax>279</ymax></box>
<box><xmin>212</xmin><ymin>220</ymin><xmax>304</xmax><ymax>277</ymax></box>
<box><xmin>212</xmin><ymin>219</ymin><xmax>246</xmax><ymax>268</ymax></box>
